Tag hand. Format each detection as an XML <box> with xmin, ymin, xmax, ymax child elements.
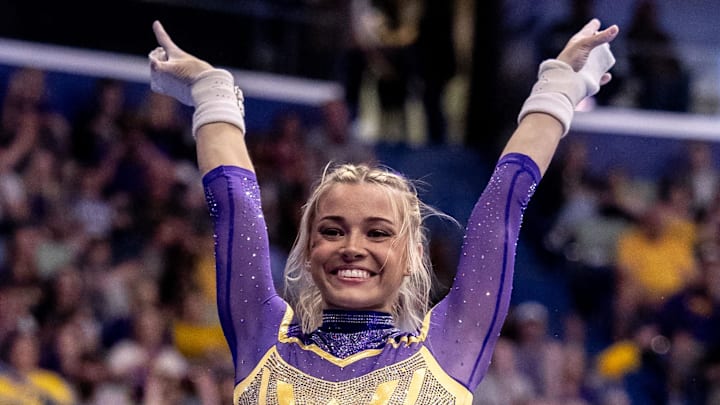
<box><xmin>556</xmin><ymin>18</ymin><xmax>619</xmax><ymax>86</ymax></box>
<box><xmin>516</xmin><ymin>18</ymin><xmax>618</xmax><ymax>137</ymax></box>
<box><xmin>149</xmin><ymin>21</ymin><xmax>214</xmax><ymax>105</ymax></box>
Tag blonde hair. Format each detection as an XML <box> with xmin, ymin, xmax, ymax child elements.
<box><xmin>283</xmin><ymin>163</ymin><xmax>455</xmax><ymax>333</ymax></box>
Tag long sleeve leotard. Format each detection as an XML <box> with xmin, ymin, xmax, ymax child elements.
<box><xmin>203</xmin><ymin>153</ymin><xmax>540</xmax><ymax>404</ymax></box>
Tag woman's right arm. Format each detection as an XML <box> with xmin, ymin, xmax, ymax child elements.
<box><xmin>149</xmin><ymin>21</ymin><xmax>253</xmax><ymax>175</ymax></box>
<box><xmin>149</xmin><ymin>21</ymin><xmax>286</xmax><ymax>379</ymax></box>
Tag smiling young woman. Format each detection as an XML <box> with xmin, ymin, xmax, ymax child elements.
<box><xmin>308</xmin><ymin>182</ymin><xmax>408</xmax><ymax>313</ymax></box>
<box><xmin>286</xmin><ymin>165</ymin><xmax>439</xmax><ymax>335</ymax></box>
<box><xmin>148</xmin><ymin>18</ymin><xmax>618</xmax><ymax>404</ymax></box>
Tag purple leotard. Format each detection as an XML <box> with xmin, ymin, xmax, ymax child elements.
<box><xmin>203</xmin><ymin>153</ymin><xmax>540</xmax><ymax>404</ymax></box>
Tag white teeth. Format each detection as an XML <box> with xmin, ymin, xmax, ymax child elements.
<box><xmin>337</xmin><ymin>269</ymin><xmax>371</xmax><ymax>279</ymax></box>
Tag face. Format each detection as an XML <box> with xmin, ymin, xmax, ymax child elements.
<box><xmin>309</xmin><ymin>183</ymin><xmax>409</xmax><ymax>312</ymax></box>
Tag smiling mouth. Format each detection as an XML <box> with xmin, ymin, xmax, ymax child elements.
<box><xmin>333</xmin><ymin>269</ymin><xmax>374</xmax><ymax>279</ymax></box>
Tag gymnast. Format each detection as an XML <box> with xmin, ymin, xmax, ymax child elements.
<box><xmin>148</xmin><ymin>18</ymin><xmax>618</xmax><ymax>404</ymax></box>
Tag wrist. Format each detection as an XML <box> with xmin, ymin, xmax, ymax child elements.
<box><xmin>191</xmin><ymin>69</ymin><xmax>246</xmax><ymax>138</ymax></box>
<box><xmin>518</xmin><ymin>91</ymin><xmax>574</xmax><ymax>137</ymax></box>
<box><xmin>516</xmin><ymin>58</ymin><xmax>591</xmax><ymax>137</ymax></box>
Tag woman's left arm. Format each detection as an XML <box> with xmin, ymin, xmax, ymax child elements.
<box><xmin>425</xmin><ymin>18</ymin><xmax>618</xmax><ymax>390</ymax></box>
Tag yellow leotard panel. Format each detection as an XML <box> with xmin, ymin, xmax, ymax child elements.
<box><xmin>233</xmin><ymin>346</ymin><xmax>473</xmax><ymax>404</ymax></box>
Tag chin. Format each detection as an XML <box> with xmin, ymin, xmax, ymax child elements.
<box><xmin>326</xmin><ymin>298</ymin><xmax>387</xmax><ymax>312</ymax></box>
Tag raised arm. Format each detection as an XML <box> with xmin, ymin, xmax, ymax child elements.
<box><xmin>426</xmin><ymin>19</ymin><xmax>619</xmax><ymax>391</ymax></box>
<box><xmin>149</xmin><ymin>21</ymin><xmax>253</xmax><ymax>175</ymax></box>
<box><xmin>502</xmin><ymin>19</ymin><xmax>619</xmax><ymax>175</ymax></box>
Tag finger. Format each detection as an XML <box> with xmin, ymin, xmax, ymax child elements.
<box><xmin>589</xmin><ymin>24</ymin><xmax>620</xmax><ymax>48</ymax></box>
<box><xmin>152</xmin><ymin>20</ymin><xmax>182</xmax><ymax>54</ymax></box>
<box><xmin>149</xmin><ymin>47</ymin><xmax>167</xmax><ymax>62</ymax></box>
<box><xmin>600</xmin><ymin>72</ymin><xmax>612</xmax><ymax>86</ymax></box>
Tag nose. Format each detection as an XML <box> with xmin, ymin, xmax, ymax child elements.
<box><xmin>340</xmin><ymin>233</ymin><xmax>365</xmax><ymax>260</ymax></box>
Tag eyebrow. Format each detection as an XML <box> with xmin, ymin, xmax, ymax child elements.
<box><xmin>317</xmin><ymin>215</ymin><xmax>396</xmax><ymax>225</ymax></box>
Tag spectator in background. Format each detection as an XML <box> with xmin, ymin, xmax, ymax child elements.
<box><xmin>472</xmin><ymin>337</ymin><xmax>535</xmax><ymax>404</ymax></box>
<box><xmin>542</xmin><ymin>139</ymin><xmax>603</xmax><ymax>258</ymax></box>
<box><xmin>675</xmin><ymin>141</ymin><xmax>720</xmax><ymax>220</ymax></box>
<box><xmin>0</xmin><ymin>68</ymin><xmax>54</xmax><ymax>238</ymax></box>
<box><xmin>34</xmin><ymin>266</ymin><xmax>88</xmax><ymax>330</ymax></box>
<box><xmin>100</xmin><ymin>272</ymin><xmax>158</xmax><ymax>349</ymax></box>
<box><xmin>0</xmin><ymin>162</ymin><xmax>29</xmax><ymax>235</ymax></box>
<box><xmin>0</xmin><ymin>282</ymin><xmax>39</xmax><ymax>347</ymax></box>
<box><xmin>142</xmin><ymin>364</ymin><xmax>222</xmax><ymax>405</ymax></box>
<box><xmin>550</xmin><ymin>166</ymin><xmax>638</xmax><ymax>325</ymax></box>
<box><xmin>138</xmin><ymin>92</ymin><xmax>194</xmax><ymax>163</ymax></box>
<box><xmin>42</xmin><ymin>311</ymin><xmax>109</xmax><ymax>403</ymax></box>
<box><xmin>105</xmin><ymin>304</ymin><xmax>187</xmax><ymax>403</ymax></box>
<box><xmin>509</xmin><ymin>301</ymin><xmax>565</xmax><ymax>399</ymax></box>
<box><xmin>0</xmin><ymin>328</ymin><xmax>77</xmax><ymax>405</ymax></box>
<box><xmin>71</xmin><ymin>161</ymin><xmax>117</xmax><ymax>239</ymax></box>
<box><xmin>3</xmin><ymin>223</ymin><xmax>45</xmax><ymax>285</ymax></box>
<box><xmin>656</xmin><ymin>246</ymin><xmax>720</xmax><ymax>400</ymax></box>
<box><xmin>594</xmin><ymin>320</ymin><xmax>668</xmax><ymax>404</ymax></box>
<box><xmin>557</xmin><ymin>343</ymin><xmax>596</xmax><ymax>404</ymax></box>
<box><xmin>415</xmin><ymin>0</ymin><xmax>456</xmax><ymax>145</ymax></box>
<box><xmin>170</xmin><ymin>287</ymin><xmax>228</xmax><ymax>363</ymax></box>
<box><xmin>523</xmin><ymin>138</ymin><xmax>605</xmax><ymax>266</ymax></box>
<box><xmin>340</xmin><ymin>0</ymin><xmax>381</xmax><ymax>122</ymax></box>
<box><xmin>613</xmin><ymin>200</ymin><xmax>698</xmax><ymax>340</ymax></box>
<box><xmin>343</xmin><ymin>0</ymin><xmax>422</xmax><ymax>143</ymax></box>
<box><xmin>70</xmin><ymin>78</ymin><xmax>126</xmax><ymax>169</ymax></box>
<box><xmin>0</xmin><ymin>67</ymin><xmax>69</xmax><ymax>171</ymax></box>
<box><xmin>21</xmin><ymin>148</ymin><xmax>63</xmax><ymax>224</ymax></box>
<box><xmin>655</xmin><ymin>174</ymin><xmax>697</xmax><ymax>246</ymax></box>
<box><xmin>306</xmin><ymin>98</ymin><xmax>377</xmax><ymax>173</ymax></box>
<box><xmin>626</xmin><ymin>0</ymin><xmax>690</xmax><ymax>112</ymax></box>
<box><xmin>260</xmin><ymin>111</ymin><xmax>315</xmax><ymax>256</ymax></box>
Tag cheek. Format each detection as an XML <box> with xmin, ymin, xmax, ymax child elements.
<box><xmin>380</xmin><ymin>247</ymin><xmax>407</xmax><ymax>279</ymax></box>
<box><xmin>308</xmin><ymin>240</ymin><xmax>331</xmax><ymax>266</ymax></box>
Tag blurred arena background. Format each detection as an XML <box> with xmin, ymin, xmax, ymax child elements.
<box><xmin>0</xmin><ymin>0</ymin><xmax>719</xmax><ymax>403</ymax></box>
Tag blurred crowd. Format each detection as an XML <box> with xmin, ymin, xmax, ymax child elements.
<box><xmin>0</xmin><ymin>67</ymin><xmax>235</xmax><ymax>404</ymax></box>
<box><xmin>0</xmin><ymin>0</ymin><xmax>719</xmax><ymax>404</ymax></box>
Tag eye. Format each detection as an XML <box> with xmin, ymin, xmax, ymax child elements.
<box><xmin>368</xmin><ymin>229</ymin><xmax>393</xmax><ymax>239</ymax></box>
<box><xmin>320</xmin><ymin>227</ymin><xmax>343</xmax><ymax>239</ymax></box>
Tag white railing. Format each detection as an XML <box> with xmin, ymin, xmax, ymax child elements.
<box><xmin>0</xmin><ymin>36</ymin><xmax>342</xmax><ymax>105</ymax></box>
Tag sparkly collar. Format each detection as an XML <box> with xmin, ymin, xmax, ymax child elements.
<box><xmin>294</xmin><ymin>310</ymin><xmax>404</xmax><ymax>359</ymax></box>
<box><xmin>319</xmin><ymin>310</ymin><xmax>396</xmax><ymax>333</ymax></box>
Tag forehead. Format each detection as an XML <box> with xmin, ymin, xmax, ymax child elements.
<box><xmin>317</xmin><ymin>183</ymin><xmax>399</xmax><ymax>221</ymax></box>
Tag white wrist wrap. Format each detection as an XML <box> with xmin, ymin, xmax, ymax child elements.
<box><xmin>190</xmin><ymin>69</ymin><xmax>246</xmax><ymax>138</ymax></box>
<box><xmin>518</xmin><ymin>43</ymin><xmax>615</xmax><ymax>136</ymax></box>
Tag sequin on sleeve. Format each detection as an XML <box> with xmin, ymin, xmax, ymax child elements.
<box><xmin>203</xmin><ymin>166</ymin><xmax>287</xmax><ymax>380</ymax></box>
<box><xmin>426</xmin><ymin>153</ymin><xmax>541</xmax><ymax>390</ymax></box>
